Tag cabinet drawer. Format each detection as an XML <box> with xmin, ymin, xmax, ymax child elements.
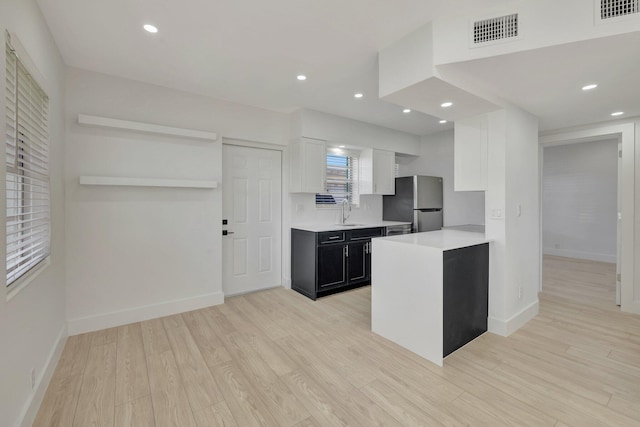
<box><xmin>318</xmin><ymin>231</ymin><xmax>346</xmax><ymax>245</ymax></box>
<box><xmin>349</xmin><ymin>227</ymin><xmax>384</xmax><ymax>241</ymax></box>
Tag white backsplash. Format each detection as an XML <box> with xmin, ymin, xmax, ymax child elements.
<box><xmin>290</xmin><ymin>193</ymin><xmax>383</xmax><ymax>225</ymax></box>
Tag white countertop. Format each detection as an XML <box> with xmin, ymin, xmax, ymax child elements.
<box><xmin>376</xmin><ymin>229</ymin><xmax>491</xmax><ymax>251</ymax></box>
<box><xmin>291</xmin><ymin>221</ymin><xmax>411</xmax><ymax>232</ymax></box>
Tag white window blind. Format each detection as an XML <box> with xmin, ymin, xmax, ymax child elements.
<box><xmin>5</xmin><ymin>39</ymin><xmax>50</xmax><ymax>287</ymax></box>
<box><xmin>316</xmin><ymin>153</ymin><xmax>359</xmax><ymax>206</ymax></box>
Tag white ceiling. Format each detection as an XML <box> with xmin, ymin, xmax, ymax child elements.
<box><xmin>35</xmin><ymin>0</ymin><xmax>507</xmax><ymax>136</ymax></box>
<box><xmin>437</xmin><ymin>32</ymin><xmax>640</xmax><ymax>131</ymax></box>
<box><xmin>35</xmin><ymin>0</ymin><xmax>639</xmax><ymax>136</ymax></box>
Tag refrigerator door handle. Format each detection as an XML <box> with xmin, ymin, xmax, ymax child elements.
<box><xmin>416</xmin><ymin>208</ymin><xmax>442</xmax><ymax>212</ymax></box>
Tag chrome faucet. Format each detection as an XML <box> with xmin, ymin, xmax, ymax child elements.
<box><xmin>341</xmin><ymin>198</ymin><xmax>351</xmax><ymax>224</ymax></box>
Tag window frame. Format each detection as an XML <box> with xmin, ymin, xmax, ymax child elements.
<box><xmin>5</xmin><ymin>32</ymin><xmax>51</xmax><ymax>296</ymax></box>
<box><xmin>315</xmin><ymin>150</ymin><xmax>359</xmax><ymax>208</ymax></box>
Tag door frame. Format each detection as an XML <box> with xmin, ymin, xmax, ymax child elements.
<box><xmin>221</xmin><ymin>138</ymin><xmax>289</xmax><ymax>294</ymax></box>
<box><xmin>539</xmin><ymin>122</ymin><xmax>637</xmax><ymax>314</ymax></box>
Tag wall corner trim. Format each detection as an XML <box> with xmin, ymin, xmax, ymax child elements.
<box><xmin>18</xmin><ymin>325</ymin><xmax>68</xmax><ymax>427</ymax></box>
<box><xmin>487</xmin><ymin>299</ymin><xmax>539</xmax><ymax>337</ymax></box>
<box><xmin>67</xmin><ymin>291</ymin><xmax>225</xmax><ymax>335</ymax></box>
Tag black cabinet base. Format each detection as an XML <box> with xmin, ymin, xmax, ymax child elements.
<box><xmin>292</xmin><ymin>281</ymin><xmax>370</xmax><ymax>301</ymax></box>
<box><xmin>291</xmin><ymin>227</ymin><xmax>383</xmax><ymax>301</ymax></box>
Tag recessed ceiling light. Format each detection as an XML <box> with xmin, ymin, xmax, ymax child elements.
<box><xmin>582</xmin><ymin>84</ymin><xmax>598</xmax><ymax>91</ymax></box>
<box><xmin>439</xmin><ymin>120</ymin><xmax>447</xmax><ymax>124</ymax></box>
<box><xmin>611</xmin><ymin>111</ymin><xmax>624</xmax><ymax>116</ymax></box>
<box><xmin>441</xmin><ymin>102</ymin><xmax>453</xmax><ymax>108</ymax></box>
<box><xmin>143</xmin><ymin>24</ymin><xmax>158</xmax><ymax>33</ymax></box>
<box><xmin>296</xmin><ymin>75</ymin><xmax>307</xmax><ymax>81</ymax></box>
<box><xmin>339</xmin><ymin>145</ymin><xmax>346</xmax><ymax>148</ymax></box>
<box><xmin>402</xmin><ymin>108</ymin><xmax>411</xmax><ymax>114</ymax></box>
<box><xmin>354</xmin><ymin>93</ymin><xmax>363</xmax><ymax>99</ymax></box>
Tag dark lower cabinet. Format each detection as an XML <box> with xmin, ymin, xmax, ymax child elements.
<box><xmin>292</xmin><ymin>227</ymin><xmax>383</xmax><ymax>300</ymax></box>
<box><xmin>443</xmin><ymin>243</ymin><xmax>489</xmax><ymax>357</ymax></box>
<box><xmin>317</xmin><ymin>244</ymin><xmax>347</xmax><ymax>289</ymax></box>
<box><xmin>347</xmin><ymin>241</ymin><xmax>368</xmax><ymax>283</ymax></box>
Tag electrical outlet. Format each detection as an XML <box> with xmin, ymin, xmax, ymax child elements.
<box><xmin>30</xmin><ymin>368</ymin><xmax>35</xmax><ymax>390</ymax></box>
<box><xmin>518</xmin><ymin>287</ymin><xmax>523</xmax><ymax>300</ymax></box>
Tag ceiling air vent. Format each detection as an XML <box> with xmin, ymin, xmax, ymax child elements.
<box><xmin>473</xmin><ymin>13</ymin><xmax>518</xmax><ymax>45</ymax></box>
<box><xmin>600</xmin><ymin>0</ymin><xmax>639</xmax><ymax>19</ymax></box>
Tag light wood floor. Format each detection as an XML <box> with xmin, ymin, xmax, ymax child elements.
<box><xmin>34</xmin><ymin>256</ymin><xmax>640</xmax><ymax>426</ymax></box>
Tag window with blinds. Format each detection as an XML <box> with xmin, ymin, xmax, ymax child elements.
<box><xmin>316</xmin><ymin>152</ymin><xmax>359</xmax><ymax>207</ymax></box>
<box><xmin>5</xmin><ymin>39</ymin><xmax>50</xmax><ymax>287</ymax></box>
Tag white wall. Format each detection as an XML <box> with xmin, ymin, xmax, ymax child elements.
<box><xmin>65</xmin><ymin>68</ymin><xmax>289</xmax><ymax>334</ymax></box>
<box><xmin>378</xmin><ymin>22</ymin><xmax>434</xmax><ymax>98</ymax></box>
<box><xmin>398</xmin><ymin>130</ymin><xmax>485</xmax><ymax>226</ymax></box>
<box><xmin>504</xmin><ymin>107</ymin><xmax>541</xmax><ymax>331</ymax></box>
<box><xmin>484</xmin><ymin>107</ymin><xmax>540</xmax><ymax>336</ymax></box>
<box><xmin>543</xmin><ymin>139</ymin><xmax>618</xmax><ymax>262</ymax></box>
<box><xmin>485</xmin><ymin>110</ymin><xmax>508</xmax><ymax>326</ymax></box>
<box><xmin>293</xmin><ymin>108</ymin><xmax>421</xmax><ymax>156</ymax></box>
<box><xmin>290</xmin><ymin>194</ymin><xmax>383</xmax><ymax>225</ymax></box>
<box><xmin>634</xmin><ymin>121</ymin><xmax>640</xmax><ymax>312</ymax></box>
<box><xmin>0</xmin><ymin>1</ymin><xmax>67</xmax><ymax>426</ymax></box>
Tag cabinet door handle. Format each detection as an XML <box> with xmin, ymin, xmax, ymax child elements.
<box><xmin>329</xmin><ymin>236</ymin><xmax>341</xmax><ymax>240</ymax></box>
<box><xmin>364</xmin><ymin>242</ymin><xmax>369</xmax><ymax>254</ymax></box>
<box><xmin>345</xmin><ymin>245</ymin><xmax>349</xmax><ymax>257</ymax></box>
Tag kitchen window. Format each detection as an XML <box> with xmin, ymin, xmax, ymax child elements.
<box><xmin>316</xmin><ymin>152</ymin><xmax>359</xmax><ymax>207</ymax></box>
<box><xmin>5</xmin><ymin>36</ymin><xmax>51</xmax><ymax>288</ymax></box>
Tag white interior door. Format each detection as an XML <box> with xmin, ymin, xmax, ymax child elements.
<box><xmin>222</xmin><ymin>144</ymin><xmax>282</xmax><ymax>296</ymax></box>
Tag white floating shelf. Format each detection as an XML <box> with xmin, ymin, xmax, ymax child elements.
<box><xmin>78</xmin><ymin>114</ymin><xmax>218</xmax><ymax>142</ymax></box>
<box><xmin>79</xmin><ymin>176</ymin><xmax>218</xmax><ymax>189</ymax></box>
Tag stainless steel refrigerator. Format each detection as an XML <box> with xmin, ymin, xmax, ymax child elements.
<box><xmin>383</xmin><ymin>176</ymin><xmax>443</xmax><ymax>233</ymax></box>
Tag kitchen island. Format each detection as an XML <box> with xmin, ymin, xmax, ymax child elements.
<box><xmin>371</xmin><ymin>230</ymin><xmax>491</xmax><ymax>366</ymax></box>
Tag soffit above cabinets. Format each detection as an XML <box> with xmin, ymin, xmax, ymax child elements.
<box><xmin>381</xmin><ymin>77</ymin><xmax>501</xmax><ymax>122</ymax></box>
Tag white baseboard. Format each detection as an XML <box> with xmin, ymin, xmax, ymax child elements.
<box><xmin>283</xmin><ymin>276</ymin><xmax>292</xmax><ymax>289</ymax></box>
<box><xmin>18</xmin><ymin>325</ymin><xmax>67</xmax><ymax>427</ymax></box>
<box><xmin>543</xmin><ymin>248</ymin><xmax>616</xmax><ymax>264</ymax></box>
<box><xmin>488</xmin><ymin>299</ymin><xmax>539</xmax><ymax>337</ymax></box>
<box><xmin>67</xmin><ymin>291</ymin><xmax>225</xmax><ymax>335</ymax></box>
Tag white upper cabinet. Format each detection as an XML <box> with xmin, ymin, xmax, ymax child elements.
<box><xmin>360</xmin><ymin>149</ymin><xmax>396</xmax><ymax>195</ymax></box>
<box><xmin>454</xmin><ymin>114</ymin><xmax>488</xmax><ymax>192</ymax></box>
<box><xmin>290</xmin><ymin>138</ymin><xmax>326</xmax><ymax>193</ymax></box>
